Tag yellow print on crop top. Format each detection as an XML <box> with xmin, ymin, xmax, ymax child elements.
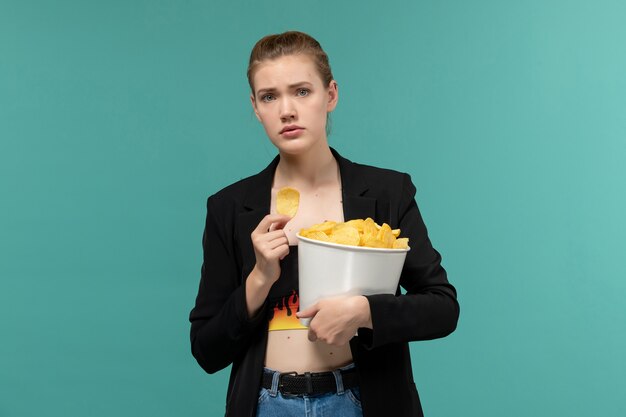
<box><xmin>268</xmin><ymin>290</ymin><xmax>308</xmax><ymax>331</ymax></box>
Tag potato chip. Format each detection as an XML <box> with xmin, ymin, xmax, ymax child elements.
<box><xmin>276</xmin><ymin>187</ymin><xmax>299</xmax><ymax>217</ymax></box>
<box><xmin>301</xmin><ymin>230</ymin><xmax>331</xmax><ymax>241</ymax></box>
<box><xmin>344</xmin><ymin>219</ymin><xmax>365</xmax><ymax>231</ymax></box>
<box><xmin>377</xmin><ymin>223</ymin><xmax>395</xmax><ymax>248</ymax></box>
<box><xmin>362</xmin><ymin>218</ymin><xmax>379</xmax><ymax>237</ymax></box>
<box><xmin>299</xmin><ymin>217</ymin><xmax>409</xmax><ymax>249</ymax></box>
<box><xmin>328</xmin><ymin>225</ymin><xmax>360</xmax><ymax>246</ymax></box>
<box><xmin>361</xmin><ymin>235</ymin><xmax>388</xmax><ymax>248</ymax></box>
<box><xmin>393</xmin><ymin>238</ymin><xmax>409</xmax><ymax>249</ymax></box>
<box><xmin>303</xmin><ymin>220</ymin><xmax>336</xmax><ymax>234</ymax></box>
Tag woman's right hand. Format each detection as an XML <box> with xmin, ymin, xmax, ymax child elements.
<box><xmin>245</xmin><ymin>214</ymin><xmax>291</xmax><ymax>319</ymax></box>
<box><xmin>250</xmin><ymin>214</ymin><xmax>291</xmax><ymax>287</ymax></box>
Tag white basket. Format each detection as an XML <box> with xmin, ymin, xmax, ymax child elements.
<box><xmin>296</xmin><ymin>234</ymin><xmax>410</xmax><ymax>326</ymax></box>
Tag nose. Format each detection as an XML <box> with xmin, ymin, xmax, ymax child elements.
<box><xmin>279</xmin><ymin>97</ymin><xmax>296</xmax><ymax>120</ymax></box>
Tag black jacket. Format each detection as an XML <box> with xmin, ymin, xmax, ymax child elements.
<box><xmin>189</xmin><ymin>148</ymin><xmax>459</xmax><ymax>416</ymax></box>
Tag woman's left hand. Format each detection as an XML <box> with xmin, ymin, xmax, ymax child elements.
<box><xmin>296</xmin><ymin>295</ymin><xmax>372</xmax><ymax>346</ymax></box>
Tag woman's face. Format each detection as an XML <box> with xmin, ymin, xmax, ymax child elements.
<box><xmin>250</xmin><ymin>54</ymin><xmax>338</xmax><ymax>155</ymax></box>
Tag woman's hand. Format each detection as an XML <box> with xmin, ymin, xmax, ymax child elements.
<box><xmin>245</xmin><ymin>214</ymin><xmax>291</xmax><ymax>319</ymax></box>
<box><xmin>250</xmin><ymin>213</ymin><xmax>292</xmax><ymax>286</ymax></box>
<box><xmin>296</xmin><ymin>295</ymin><xmax>373</xmax><ymax>346</ymax></box>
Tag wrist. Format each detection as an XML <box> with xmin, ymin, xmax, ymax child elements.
<box><xmin>356</xmin><ymin>296</ymin><xmax>373</xmax><ymax>329</ymax></box>
<box><xmin>249</xmin><ymin>265</ymin><xmax>275</xmax><ymax>291</ymax></box>
<box><xmin>245</xmin><ymin>267</ymin><xmax>274</xmax><ymax>319</ymax></box>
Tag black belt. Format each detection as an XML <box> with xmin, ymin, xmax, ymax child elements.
<box><xmin>262</xmin><ymin>368</ymin><xmax>359</xmax><ymax>396</ymax></box>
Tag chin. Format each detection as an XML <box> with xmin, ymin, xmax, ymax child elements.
<box><xmin>272</xmin><ymin>138</ymin><xmax>317</xmax><ymax>156</ymax></box>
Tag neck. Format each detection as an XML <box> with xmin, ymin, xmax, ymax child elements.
<box><xmin>274</xmin><ymin>143</ymin><xmax>338</xmax><ymax>190</ymax></box>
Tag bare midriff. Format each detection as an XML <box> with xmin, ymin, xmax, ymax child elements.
<box><xmin>265</xmin><ymin>329</ymin><xmax>353</xmax><ymax>373</ymax></box>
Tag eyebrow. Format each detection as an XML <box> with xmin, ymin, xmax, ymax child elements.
<box><xmin>256</xmin><ymin>81</ymin><xmax>313</xmax><ymax>96</ymax></box>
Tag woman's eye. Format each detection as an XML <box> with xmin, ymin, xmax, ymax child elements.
<box><xmin>261</xmin><ymin>94</ymin><xmax>275</xmax><ymax>102</ymax></box>
<box><xmin>297</xmin><ymin>89</ymin><xmax>310</xmax><ymax>97</ymax></box>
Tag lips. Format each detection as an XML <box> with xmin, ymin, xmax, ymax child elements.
<box><xmin>280</xmin><ymin>125</ymin><xmax>304</xmax><ymax>134</ymax></box>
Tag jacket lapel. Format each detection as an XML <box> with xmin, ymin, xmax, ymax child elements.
<box><xmin>236</xmin><ymin>155</ymin><xmax>280</xmax><ymax>276</ymax></box>
<box><xmin>332</xmin><ymin>148</ymin><xmax>377</xmax><ymax>221</ymax></box>
<box><xmin>236</xmin><ymin>148</ymin><xmax>377</xmax><ymax>274</ymax></box>
<box><xmin>239</xmin><ymin>148</ymin><xmax>377</xmax><ymax>221</ymax></box>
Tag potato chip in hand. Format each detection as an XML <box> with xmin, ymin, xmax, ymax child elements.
<box><xmin>276</xmin><ymin>187</ymin><xmax>300</xmax><ymax>217</ymax></box>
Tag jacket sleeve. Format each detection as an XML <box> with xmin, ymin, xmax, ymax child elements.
<box><xmin>189</xmin><ymin>196</ymin><xmax>268</xmax><ymax>374</ymax></box>
<box><xmin>359</xmin><ymin>173</ymin><xmax>459</xmax><ymax>349</ymax></box>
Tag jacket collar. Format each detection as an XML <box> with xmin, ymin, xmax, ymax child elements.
<box><xmin>242</xmin><ymin>147</ymin><xmax>374</xmax><ymax>220</ymax></box>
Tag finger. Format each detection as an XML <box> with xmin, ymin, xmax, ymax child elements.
<box><xmin>263</xmin><ymin>229</ymin><xmax>288</xmax><ymax>243</ymax></box>
<box><xmin>272</xmin><ymin>244</ymin><xmax>290</xmax><ymax>261</ymax></box>
<box><xmin>296</xmin><ymin>304</ymin><xmax>318</xmax><ymax>319</ymax></box>
<box><xmin>255</xmin><ymin>233</ymin><xmax>287</xmax><ymax>252</ymax></box>
<box><xmin>308</xmin><ymin>328</ymin><xmax>318</xmax><ymax>342</ymax></box>
<box><xmin>255</xmin><ymin>214</ymin><xmax>291</xmax><ymax>233</ymax></box>
<box><xmin>268</xmin><ymin>216</ymin><xmax>291</xmax><ymax>232</ymax></box>
<box><xmin>252</xmin><ymin>231</ymin><xmax>287</xmax><ymax>251</ymax></box>
<box><xmin>266</xmin><ymin>236</ymin><xmax>289</xmax><ymax>251</ymax></box>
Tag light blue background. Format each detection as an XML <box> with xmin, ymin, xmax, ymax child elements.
<box><xmin>1</xmin><ymin>1</ymin><xmax>625</xmax><ymax>416</ymax></box>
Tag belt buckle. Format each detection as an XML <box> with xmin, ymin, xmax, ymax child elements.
<box><xmin>278</xmin><ymin>371</ymin><xmax>314</xmax><ymax>396</ymax></box>
<box><xmin>278</xmin><ymin>371</ymin><xmax>299</xmax><ymax>396</ymax></box>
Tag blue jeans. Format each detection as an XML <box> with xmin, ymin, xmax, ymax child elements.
<box><xmin>256</xmin><ymin>363</ymin><xmax>363</xmax><ymax>417</ymax></box>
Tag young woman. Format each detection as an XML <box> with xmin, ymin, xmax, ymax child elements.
<box><xmin>189</xmin><ymin>31</ymin><xmax>459</xmax><ymax>417</ymax></box>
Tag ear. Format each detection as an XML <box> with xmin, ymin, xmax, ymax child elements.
<box><xmin>250</xmin><ymin>93</ymin><xmax>262</xmax><ymax>122</ymax></box>
<box><xmin>326</xmin><ymin>80</ymin><xmax>339</xmax><ymax>112</ymax></box>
